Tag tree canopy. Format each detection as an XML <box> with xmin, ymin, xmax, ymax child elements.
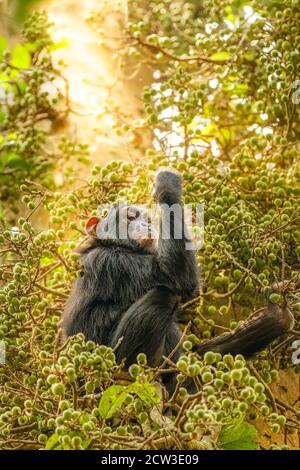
<box><xmin>0</xmin><ymin>0</ymin><xmax>299</xmax><ymax>450</ymax></box>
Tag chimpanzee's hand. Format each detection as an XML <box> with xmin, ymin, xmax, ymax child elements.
<box><xmin>153</xmin><ymin>168</ymin><xmax>182</xmax><ymax>205</ymax></box>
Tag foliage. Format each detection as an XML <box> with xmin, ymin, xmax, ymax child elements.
<box><xmin>0</xmin><ymin>12</ymin><xmax>89</xmax><ymax>222</ymax></box>
<box><xmin>219</xmin><ymin>420</ymin><xmax>259</xmax><ymax>450</ymax></box>
<box><xmin>0</xmin><ymin>1</ymin><xmax>300</xmax><ymax>450</ymax></box>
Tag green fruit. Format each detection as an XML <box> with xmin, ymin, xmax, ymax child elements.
<box><xmin>223</xmin><ymin>354</ymin><xmax>234</xmax><ymax>366</ymax></box>
<box><xmin>176</xmin><ymin>373</ymin><xmax>185</xmax><ymax>383</ymax></box>
<box><xmin>276</xmin><ymin>415</ymin><xmax>286</xmax><ymax>426</ymax></box>
<box><xmin>187</xmin><ymin>364</ymin><xmax>200</xmax><ymax>376</ymax></box>
<box><xmin>71</xmin><ymin>436</ymin><xmax>82</xmax><ymax>448</ymax></box>
<box><xmin>138</xmin><ymin>412</ymin><xmax>148</xmax><ymax>423</ymax></box>
<box><xmin>269</xmin><ymin>293</ymin><xmax>282</xmax><ymax>304</ymax></box>
<box><xmin>271</xmin><ymin>423</ymin><xmax>280</xmax><ymax>433</ymax></box>
<box><xmin>204</xmin><ymin>351</ymin><xmax>216</xmax><ymax>364</ymax></box>
<box><xmin>293</xmin><ymin>302</ymin><xmax>300</xmax><ymax>312</ymax></box>
<box><xmin>137</xmin><ymin>353</ymin><xmax>147</xmax><ymax>365</ymax></box>
<box><xmin>47</xmin><ymin>374</ymin><xmax>57</xmax><ymax>385</ymax></box>
<box><xmin>254</xmin><ymin>383</ymin><xmax>264</xmax><ymax>394</ymax></box>
<box><xmin>207</xmin><ymin>305</ymin><xmax>217</xmax><ymax>315</ymax></box>
<box><xmin>51</xmin><ymin>383</ymin><xmax>65</xmax><ymax>396</ymax></box>
<box><xmin>184</xmin><ymin>423</ymin><xmax>194</xmax><ymax>433</ymax></box>
<box><xmin>222</xmin><ymin>398</ymin><xmax>232</xmax><ymax>409</ymax></box>
<box><xmin>231</xmin><ymin>369</ymin><xmax>243</xmax><ymax>383</ymax></box>
<box><xmin>129</xmin><ymin>364</ymin><xmax>140</xmax><ymax>378</ymax></box>
<box><xmin>260</xmin><ymin>405</ymin><xmax>270</xmax><ymax>415</ymax></box>
<box><xmin>183</xmin><ymin>340</ymin><xmax>193</xmax><ymax>351</ymax></box>
<box><xmin>202</xmin><ymin>371</ymin><xmax>213</xmax><ymax>383</ymax></box>
<box><xmin>177</xmin><ymin>360</ymin><xmax>187</xmax><ymax>372</ymax></box>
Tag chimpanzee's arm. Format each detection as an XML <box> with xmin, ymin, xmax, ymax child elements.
<box><xmin>154</xmin><ymin>169</ymin><xmax>199</xmax><ymax>300</ymax></box>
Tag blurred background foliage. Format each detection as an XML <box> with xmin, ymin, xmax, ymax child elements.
<box><xmin>0</xmin><ymin>0</ymin><xmax>299</xmax><ymax>450</ymax></box>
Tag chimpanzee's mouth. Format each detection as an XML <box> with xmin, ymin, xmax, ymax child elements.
<box><xmin>128</xmin><ymin>220</ymin><xmax>158</xmax><ymax>240</ymax></box>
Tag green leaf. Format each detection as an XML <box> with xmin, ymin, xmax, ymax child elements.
<box><xmin>0</xmin><ymin>37</ymin><xmax>8</xmax><ymax>59</ymax></box>
<box><xmin>210</xmin><ymin>52</ymin><xmax>231</xmax><ymax>61</ymax></box>
<box><xmin>0</xmin><ymin>72</ymin><xmax>11</xmax><ymax>91</ymax></box>
<box><xmin>11</xmin><ymin>44</ymin><xmax>31</xmax><ymax>69</ymax></box>
<box><xmin>99</xmin><ymin>385</ymin><xmax>129</xmax><ymax>419</ymax></box>
<box><xmin>1</xmin><ymin>152</ymin><xmax>18</xmax><ymax>164</ymax></box>
<box><xmin>0</xmin><ymin>153</ymin><xmax>33</xmax><ymax>171</ymax></box>
<box><xmin>6</xmin><ymin>153</ymin><xmax>22</xmax><ymax>165</ymax></box>
<box><xmin>231</xmin><ymin>83</ymin><xmax>250</xmax><ymax>97</ymax></box>
<box><xmin>15</xmin><ymin>79</ymin><xmax>27</xmax><ymax>94</ymax></box>
<box><xmin>24</xmin><ymin>42</ymin><xmax>38</xmax><ymax>53</ymax></box>
<box><xmin>45</xmin><ymin>434</ymin><xmax>62</xmax><ymax>450</ymax></box>
<box><xmin>7</xmin><ymin>154</ymin><xmax>28</xmax><ymax>169</ymax></box>
<box><xmin>40</xmin><ymin>255</ymin><xmax>57</xmax><ymax>266</ymax></box>
<box><xmin>219</xmin><ymin>421</ymin><xmax>259</xmax><ymax>450</ymax></box>
<box><xmin>197</xmin><ymin>122</ymin><xmax>216</xmax><ymax>137</ymax></box>
<box><xmin>128</xmin><ymin>381</ymin><xmax>160</xmax><ymax>407</ymax></box>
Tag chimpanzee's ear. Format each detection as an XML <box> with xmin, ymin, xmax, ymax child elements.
<box><xmin>86</xmin><ymin>216</ymin><xmax>100</xmax><ymax>237</ymax></box>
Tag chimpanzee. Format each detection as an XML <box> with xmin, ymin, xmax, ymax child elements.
<box><xmin>62</xmin><ymin>169</ymin><xmax>294</xmax><ymax>392</ymax></box>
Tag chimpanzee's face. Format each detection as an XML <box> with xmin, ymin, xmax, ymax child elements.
<box><xmin>86</xmin><ymin>205</ymin><xmax>158</xmax><ymax>248</ymax></box>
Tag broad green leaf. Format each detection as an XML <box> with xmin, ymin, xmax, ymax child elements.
<box><xmin>0</xmin><ymin>72</ymin><xmax>11</xmax><ymax>91</ymax></box>
<box><xmin>219</xmin><ymin>421</ymin><xmax>259</xmax><ymax>450</ymax></box>
<box><xmin>210</xmin><ymin>52</ymin><xmax>231</xmax><ymax>61</ymax></box>
<box><xmin>5</xmin><ymin>152</ymin><xmax>21</xmax><ymax>164</ymax></box>
<box><xmin>197</xmin><ymin>122</ymin><xmax>215</xmax><ymax>137</ymax></box>
<box><xmin>15</xmin><ymin>79</ymin><xmax>27</xmax><ymax>94</ymax></box>
<box><xmin>24</xmin><ymin>42</ymin><xmax>38</xmax><ymax>53</ymax></box>
<box><xmin>45</xmin><ymin>433</ymin><xmax>75</xmax><ymax>450</ymax></box>
<box><xmin>217</xmin><ymin>127</ymin><xmax>234</xmax><ymax>147</ymax></box>
<box><xmin>1</xmin><ymin>152</ymin><xmax>18</xmax><ymax>164</ymax></box>
<box><xmin>0</xmin><ymin>37</ymin><xmax>8</xmax><ymax>59</ymax></box>
<box><xmin>128</xmin><ymin>381</ymin><xmax>160</xmax><ymax>407</ymax></box>
<box><xmin>11</xmin><ymin>44</ymin><xmax>31</xmax><ymax>69</ymax></box>
<box><xmin>0</xmin><ymin>152</ymin><xmax>32</xmax><ymax>171</ymax></box>
<box><xmin>99</xmin><ymin>385</ymin><xmax>129</xmax><ymax>419</ymax></box>
<box><xmin>45</xmin><ymin>433</ymin><xmax>62</xmax><ymax>450</ymax></box>
<box><xmin>40</xmin><ymin>255</ymin><xmax>57</xmax><ymax>266</ymax></box>
<box><xmin>1</xmin><ymin>153</ymin><xmax>30</xmax><ymax>170</ymax></box>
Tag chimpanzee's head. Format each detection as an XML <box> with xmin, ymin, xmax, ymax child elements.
<box><xmin>85</xmin><ymin>205</ymin><xmax>158</xmax><ymax>248</ymax></box>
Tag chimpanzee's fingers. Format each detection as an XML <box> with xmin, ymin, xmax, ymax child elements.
<box><xmin>153</xmin><ymin>167</ymin><xmax>182</xmax><ymax>204</ymax></box>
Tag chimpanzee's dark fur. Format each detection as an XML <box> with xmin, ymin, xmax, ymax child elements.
<box><xmin>62</xmin><ymin>170</ymin><xmax>294</xmax><ymax>392</ymax></box>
